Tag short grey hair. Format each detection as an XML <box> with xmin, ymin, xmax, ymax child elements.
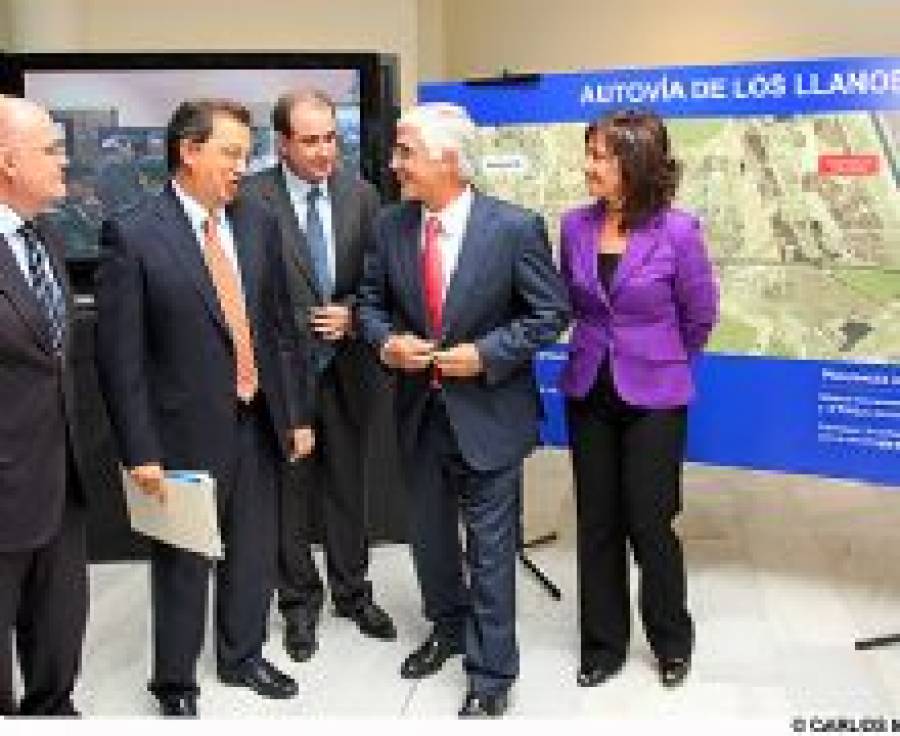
<box><xmin>397</xmin><ymin>103</ymin><xmax>478</xmax><ymax>181</ymax></box>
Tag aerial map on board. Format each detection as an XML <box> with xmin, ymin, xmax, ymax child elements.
<box><xmin>473</xmin><ymin>112</ymin><xmax>900</xmax><ymax>362</ymax></box>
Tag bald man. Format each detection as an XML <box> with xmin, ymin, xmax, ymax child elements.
<box><xmin>0</xmin><ymin>96</ymin><xmax>89</xmax><ymax>716</ymax></box>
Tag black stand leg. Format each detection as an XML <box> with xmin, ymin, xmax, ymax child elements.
<box><xmin>517</xmin><ymin>475</ymin><xmax>562</xmax><ymax>600</ymax></box>
<box><xmin>855</xmin><ymin>633</ymin><xmax>900</xmax><ymax>651</ymax></box>
<box><xmin>518</xmin><ymin>533</ymin><xmax>562</xmax><ymax>600</ymax></box>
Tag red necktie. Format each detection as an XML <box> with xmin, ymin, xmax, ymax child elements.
<box><xmin>422</xmin><ymin>216</ymin><xmax>443</xmax><ymax>336</ymax></box>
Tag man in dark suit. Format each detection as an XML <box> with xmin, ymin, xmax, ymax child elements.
<box><xmin>357</xmin><ymin>103</ymin><xmax>570</xmax><ymax>717</ymax></box>
<box><xmin>242</xmin><ymin>90</ymin><xmax>395</xmax><ymax>663</ymax></box>
<box><xmin>95</xmin><ymin>99</ymin><xmax>315</xmax><ymax>717</ymax></box>
<box><xmin>0</xmin><ymin>96</ymin><xmax>89</xmax><ymax>716</ymax></box>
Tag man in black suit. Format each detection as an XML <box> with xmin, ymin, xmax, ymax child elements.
<box><xmin>357</xmin><ymin>103</ymin><xmax>570</xmax><ymax>717</ymax></box>
<box><xmin>95</xmin><ymin>99</ymin><xmax>315</xmax><ymax>717</ymax></box>
<box><xmin>242</xmin><ymin>90</ymin><xmax>395</xmax><ymax>663</ymax></box>
<box><xmin>0</xmin><ymin>96</ymin><xmax>89</xmax><ymax>716</ymax></box>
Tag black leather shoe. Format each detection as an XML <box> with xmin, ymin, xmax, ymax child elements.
<box><xmin>659</xmin><ymin>657</ymin><xmax>690</xmax><ymax>688</ymax></box>
<box><xmin>458</xmin><ymin>690</ymin><xmax>509</xmax><ymax>718</ymax></box>
<box><xmin>576</xmin><ymin>659</ymin><xmax>624</xmax><ymax>687</ymax></box>
<box><xmin>149</xmin><ymin>684</ymin><xmax>199</xmax><ymax>718</ymax></box>
<box><xmin>158</xmin><ymin>693</ymin><xmax>198</xmax><ymax>717</ymax></box>
<box><xmin>219</xmin><ymin>658</ymin><xmax>299</xmax><ymax>700</ymax></box>
<box><xmin>336</xmin><ymin>600</ymin><xmax>397</xmax><ymax>641</ymax></box>
<box><xmin>400</xmin><ymin>628</ymin><xmax>463</xmax><ymax>679</ymax></box>
<box><xmin>284</xmin><ymin>620</ymin><xmax>318</xmax><ymax>663</ymax></box>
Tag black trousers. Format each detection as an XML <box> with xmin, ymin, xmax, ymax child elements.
<box><xmin>278</xmin><ymin>366</ymin><xmax>371</xmax><ymax>625</ymax></box>
<box><xmin>567</xmin><ymin>368</ymin><xmax>693</xmax><ymax>670</ymax></box>
<box><xmin>404</xmin><ymin>395</ymin><xmax>520</xmax><ymax>697</ymax></box>
<box><xmin>149</xmin><ymin>398</ymin><xmax>279</xmax><ymax>695</ymax></box>
<box><xmin>0</xmin><ymin>501</ymin><xmax>87</xmax><ymax>716</ymax></box>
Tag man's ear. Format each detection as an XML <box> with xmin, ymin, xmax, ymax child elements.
<box><xmin>178</xmin><ymin>138</ymin><xmax>199</xmax><ymax>171</ymax></box>
<box><xmin>274</xmin><ymin>132</ymin><xmax>289</xmax><ymax>160</ymax></box>
<box><xmin>440</xmin><ymin>147</ymin><xmax>460</xmax><ymax>173</ymax></box>
<box><xmin>0</xmin><ymin>146</ymin><xmax>16</xmax><ymax>178</ymax></box>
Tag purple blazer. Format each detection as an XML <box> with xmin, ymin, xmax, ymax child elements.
<box><xmin>559</xmin><ymin>202</ymin><xmax>718</xmax><ymax>409</ymax></box>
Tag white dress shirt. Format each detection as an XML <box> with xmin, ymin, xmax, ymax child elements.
<box><xmin>421</xmin><ymin>186</ymin><xmax>474</xmax><ymax>302</ymax></box>
<box><xmin>282</xmin><ymin>164</ymin><xmax>336</xmax><ymax>288</ymax></box>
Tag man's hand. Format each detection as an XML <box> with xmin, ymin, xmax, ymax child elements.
<box><xmin>379</xmin><ymin>333</ymin><xmax>435</xmax><ymax>372</ymax></box>
<box><xmin>128</xmin><ymin>463</ymin><xmax>166</xmax><ymax>504</ymax></box>
<box><xmin>433</xmin><ymin>343</ymin><xmax>484</xmax><ymax>378</ymax></box>
<box><xmin>310</xmin><ymin>304</ymin><xmax>353</xmax><ymax>341</ymax></box>
<box><xmin>289</xmin><ymin>426</ymin><xmax>315</xmax><ymax>461</ymax></box>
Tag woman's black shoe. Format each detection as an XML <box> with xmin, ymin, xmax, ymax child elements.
<box><xmin>659</xmin><ymin>657</ymin><xmax>690</xmax><ymax>688</ymax></box>
<box><xmin>576</xmin><ymin>660</ymin><xmax>624</xmax><ymax>687</ymax></box>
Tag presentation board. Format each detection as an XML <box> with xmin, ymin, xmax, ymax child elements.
<box><xmin>422</xmin><ymin>57</ymin><xmax>900</xmax><ymax>485</ymax></box>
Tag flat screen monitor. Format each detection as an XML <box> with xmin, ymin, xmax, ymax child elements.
<box><xmin>1</xmin><ymin>52</ymin><xmax>397</xmax><ymax>264</ymax></box>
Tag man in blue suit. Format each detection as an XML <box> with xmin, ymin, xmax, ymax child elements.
<box><xmin>357</xmin><ymin>103</ymin><xmax>569</xmax><ymax>717</ymax></box>
<box><xmin>95</xmin><ymin>99</ymin><xmax>314</xmax><ymax>717</ymax></box>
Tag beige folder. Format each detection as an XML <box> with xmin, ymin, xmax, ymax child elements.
<box><xmin>121</xmin><ymin>468</ymin><xmax>223</xmax><ymax>558</ymax></box>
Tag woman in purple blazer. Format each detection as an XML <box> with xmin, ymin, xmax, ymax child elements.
<box><xmin>560</xmin><ymin>110</ymin><xmax>718</xmax><ymax>689</ymax></box>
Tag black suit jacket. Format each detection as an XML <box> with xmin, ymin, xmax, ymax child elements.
<box><xmin>94</xmin><ymin>184</ymin><xmax>309</xmax><ymax>494</ymax></box>
<box><xmin>0</xmin><ymin>223</ymin><xmax>86</xmax><ymax>552</ymax></box>
<box><xmin>242</xmin><ymin>167</ymin><xmax>380</xmax><ymax>418</ymax></box>
<box><xmin>357</xmin><ymin>192</ymin><xmax>571</xmax><ymax>472</ymax></box>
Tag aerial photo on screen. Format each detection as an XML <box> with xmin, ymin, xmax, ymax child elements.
<box><xmin>24</xmin><ymin>67</ymin><xmax>362</xmax><ymax>259</ymax></box>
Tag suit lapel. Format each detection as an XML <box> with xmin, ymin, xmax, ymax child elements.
<box><xmin>396</xmin><ymin>204</ymin><xmax>427</xmax><ymax>335</ymax></box>
<box><xmin>0</xmin><ymin>234</ymin><xmax>52</xmax><ymax>351</ymax></box>
<box><xmin>329</xmin><ymin>173</ymin><xmax>353</xmax><ymax>296</ymax></box>
<box><xmin>581</xmin><ymin>203</ymin><xmax>609</xmax><ymax>307</ymax></box>
<box><xmin>610</xmin><ymin>220</ymin><xmax>660</xmax><ymax>296</ymax></box>
<box><xmin>152</xmin><ymin>186</ymin><xmax>229</xmax><ymax>336</ymax></box>
<box><xmin>441</xmin><ymin>193</ymin><xmax>492</xmax><ymax>339</ymax></box>
<box><xmin>266</xmin><ymin>169</ymin><xmax>321</xmax><ymax>300</ymax></box>
<box><xmin>228</xmin><ymin>200</ymin><xmax>259</xmax><ymax>327</ymax></box>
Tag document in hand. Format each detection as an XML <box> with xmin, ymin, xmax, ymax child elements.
<box><xmin>121</xmin><ymin>468</ymin><xmax>223</xmax><ymax>558</ymax></box>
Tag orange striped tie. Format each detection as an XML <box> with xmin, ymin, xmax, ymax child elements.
<box><xmin>201</xmin><ymin>216</ymin><xmax>259</xmax><ymax>402</ymax></box>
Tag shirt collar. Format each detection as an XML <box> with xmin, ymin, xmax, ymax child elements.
<box><xmin>424</xmin><ymin>186</ymin><xmax>473</xmax><ymax>238</ymax></box>
<box><xmin>0</xmin><ymin>203</ymin><xmax>27</xmax><ymax>239</ymax></box>
<box><xmin>171</xmin><ymin>179</ymin><xmax>226</xmax><ymax>232</ymax></box>
<box><xmin>282</xmin><ymin>163</ymin><xmax>330</xmax><ymax>202</ymax></box>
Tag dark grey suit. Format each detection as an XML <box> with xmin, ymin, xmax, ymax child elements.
<box><xmin>242</xmin><ymin>167</ymin><xmax>380</xmax><ymax>619</ymax></box>
<box><xmin>0</xmin><ymin>223</ymin><xmax>88</xmax><ymax>716</ymax></box>
<box><xmin>357</xmin><ymin>192</ymin><xmax>570</xmax><ymax>696</ymax></box>
<box><xmin>95</xmin><ymin>184</ymin><xmax>308</xmax><ymax>695</ymax></box>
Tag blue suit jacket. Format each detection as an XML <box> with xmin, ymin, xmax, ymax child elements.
<box><xmin>357</xmin><ymin>192</ymin><xmax>570</xmax><ymax>472</ymax></box>
<box><xmin>95</xmin><ymin>184</ymin><xmax>309</xmax><ymax>492</ymax></box>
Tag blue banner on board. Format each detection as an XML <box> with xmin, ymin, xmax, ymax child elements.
<box><xmin>535</xmin><ymin>351</ymin><xmax>900</xmax><ymax>487</ymax></box>
<box><xmin>420</xmin><ymin>56</ymin><xmax>900</xmax><ymax>123</ymax></box>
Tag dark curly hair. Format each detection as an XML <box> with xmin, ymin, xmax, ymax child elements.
<box><xmin>585</xmin><ymin>109</ymin><xmax>682</xmax><ymax>232</ymax></box>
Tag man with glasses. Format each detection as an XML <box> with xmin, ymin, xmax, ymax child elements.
<box><xmin>0</xmin><ymin>95</ymin><xmax>89</xmax><ymax>716</ymax></box>
<box><xmin>96</xmin><ymin>98</ymin><xmax>315</xmax><ymax>717</ymax></box>
<box><xmin>243</xmin><ymin>90</ymin><xmax>395</xmax><ymax>664</ymax></box>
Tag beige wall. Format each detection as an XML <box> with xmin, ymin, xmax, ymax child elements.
<box><xmin>4</xmin><ymin>0</ymin><xmax>898</xmax><ymax>99</ymax></box>
<box><xmin>442</xmin><ymin>0</ymin><xmax>899</xmax><ymax>82</ymax></box>
<box><xmin>4</xmin><ymin>0</ymin><xmax>422</xmax><ymax>105</ymax></box>
<box><xmin>0</xmin><ymin>0</ymin><xmax>10</xmax><ymax>50</ymax></box>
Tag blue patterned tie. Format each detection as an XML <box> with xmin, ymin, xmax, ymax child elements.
<box><xmin>306</xmin><ymin>186</ymin><xmax>332</xmax><ymax>300</ymax></box>
<box><xmin>18</xmin><ymin>223</ymin><xmax>67</xmax><ymax>355</ymax></box>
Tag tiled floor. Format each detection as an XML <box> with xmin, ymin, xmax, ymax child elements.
<box><xmin>61</xmin><ymin>462</ymin><xmax>900</xmax><ymax>719</ymax></box>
